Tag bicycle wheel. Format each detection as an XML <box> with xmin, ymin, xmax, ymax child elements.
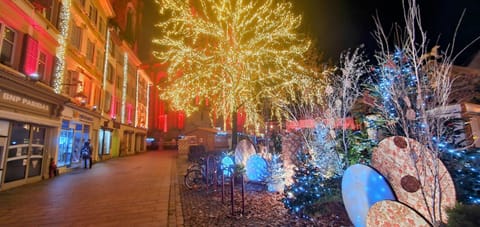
<box><xmin>184</xmin><ymin>169</ymin><xmax>203</xmax><ymax>190</ymax></box>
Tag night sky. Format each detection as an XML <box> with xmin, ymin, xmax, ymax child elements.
<box><xmin>293</xmin><ymin>0</ymin><xmax>480</xmax><ymax>66</ymax></box>
<box><xmin>143</xmin><ymin>0</ymin><xmax>479</xmax><ymax>66</ymax></box>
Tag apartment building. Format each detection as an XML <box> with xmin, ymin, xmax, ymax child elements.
<box><xmin>0</xmin><ymin>0</ymin><xmax>68</xmax><ymax>190</ymax></box>
<box><xmin>0</xmin><ymin>0</ymin><xmax>151</xmax><ymax>190</ymax></box>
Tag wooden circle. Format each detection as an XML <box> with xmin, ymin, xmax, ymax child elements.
<box><xmin>367</xmin><ymin>200</ymin><xmax>430</xmax><ymax>227</ymax></box>
<box><xmin>341</xmin><ymin>164</ymin><xmax>396</xmax><ymax>227</ymax></box>
<box><xmin>371</xmin><ymin>136</ymin><xmax>456</xmax><ymax>224</ymax></box>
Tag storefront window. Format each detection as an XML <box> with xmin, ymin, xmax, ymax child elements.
<box><xmin>5</xmin><ymin>122</ymin><xmax>46</xmax><ymax>182</ymax></box>
<box><xmin>10</xmin><ymin>123</ymin><xmax>30</xmax><ymax>145</ymax></box>
<box><xmin>98</xmin><ymin>129</ymin><xmax>112</xmax><ymax>156</ymax></box>
<box><xmin>32</xmin><ymin>126</ymin><xmax>45</xmax><ymax>144</ymax></box>
<box><xmin>58</xmin><ymin>128</ymin><xmax>73</xmax><ymax>167</ymax></box>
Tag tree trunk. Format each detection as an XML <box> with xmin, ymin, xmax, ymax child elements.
<box><xmin>232</xmin><ymin>110</ymin><xmax>238</xmax><ymax>150</ymax></box>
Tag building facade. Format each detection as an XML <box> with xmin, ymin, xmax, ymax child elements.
<box><xmin>0</xmin><ymin>0</ymin><xmax>151</xmax><ymax>191</ymax></box>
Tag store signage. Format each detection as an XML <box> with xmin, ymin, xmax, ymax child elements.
<box><xmin>0</xmin><ymin>89</ymin><xmax>49</xmax><ymax>113</ymax></box>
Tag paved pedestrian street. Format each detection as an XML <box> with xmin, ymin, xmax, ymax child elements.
<box><xmin>0</xmin><ymin>151</ymin><xmax>182</xmax><ymax>227</ymax></box>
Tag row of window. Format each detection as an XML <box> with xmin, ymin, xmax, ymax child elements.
<box><xmin>0</xmin><ymin>24</ymin><xmax>52</xmax><ymax>85</ymax></box>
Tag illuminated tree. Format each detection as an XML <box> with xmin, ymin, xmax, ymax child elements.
<box><xmin>152</xmin><ymin>0</ymin><xmax>314</xmax><ymax>146</ymax></box>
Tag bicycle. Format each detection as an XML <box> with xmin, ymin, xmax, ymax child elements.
<box><xmin>184</xmin><ymin>155</ymin><xmax>222</xmax><ymax>190</ymax></box>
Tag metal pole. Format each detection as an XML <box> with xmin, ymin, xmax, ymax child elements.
<box><xmin>230</xmin><ymin>172</ymin><xmax>234</xmax><ymax>215</ymax></box>
<box><xmin>221</xmin><ymin>172</ymin><xmax>225</xmax><ymax>203</ymax></box>
<box><xmin>241</xmin><ymin>174</ymin><xmax>245</xmax><ymax>215</ymax></box>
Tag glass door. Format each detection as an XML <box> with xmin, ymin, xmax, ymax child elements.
<box><xmin>4</xmin><ymin>123</ymin><xmax>46</xmax><ymax>183</ymax></box>
<box><xmin>0</xmin><ymin>137</ymin><xmax>6</xmax><ymax>185</ymax></box>
<box><xmin>58</xmin><ymin>128</ymin><xmax>74</xmax><ymax>167</ymax></box>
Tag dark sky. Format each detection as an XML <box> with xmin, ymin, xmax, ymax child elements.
<box><xmin>293</xmin><ymin>0</ymin><xmax>480</xmax><ymax>66</ymax></box>
<box><xmin>142</xmin><ymin>0</ymin><xmax>479</xmax><ymax>66</ymax></box>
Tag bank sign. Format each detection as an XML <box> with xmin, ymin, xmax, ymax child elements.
<box><xmin>0</xmin><ymin>89</ymin><xmax>50</xmax><ymax>114</ymax></box>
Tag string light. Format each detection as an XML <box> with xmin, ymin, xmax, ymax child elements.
<box><xmin>153</xmin><ymin>0</ymin><xmax>313</xmax><ymax>128</ymax></box>
<box><xmin>121</xmin><ymin>53</ymin><xmax>128</xmax><ymax>124</ymax></box>
<box><xmin>102</xmin><ymin>29</ymin><xmax>111</xmax><ymax>115</ymax></box>
<box><xmin>135</xmin><ymin>70</ymin><xmax>140</xmax><ymax>127</ymax></box>
<box><xmin>53</xmin><ymin>0</ymin><xmax>71</xmax><ymax>94</ymax></box>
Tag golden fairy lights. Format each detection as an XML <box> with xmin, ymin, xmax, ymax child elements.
<box><xmin>153</xmin><ymin>0</ymin><xmax>318</xmax><ymax>128</ymax></box>
<box><xmin>53</xmin><ymin>0</ymin><xmax>71</xmax><ymax>94</ymax></box>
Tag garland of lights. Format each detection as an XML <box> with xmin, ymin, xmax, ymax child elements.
<box><xmin>153</xmin><ymin>0</ymin><xmax>316</xmax><ymax>128</ymax></box>
<box><xmin>135</xmin><ymin>70</ymin><xmax>139</xmax><ymax>127</ymax></box>
<box><xmin>146</xmin><ymin>82</ymin><xmax>150</xmax><ymax>129</ymax></box>
<box><xmin>370</xmin><ymin>49</ymin><xmax>480</xmax><ymax>205</ymax></box>
<box><xmin>121</xmin><ymin>53</ymin><xmax>128</xmax><ymax>123</ymax></box>
<box><xmin>53</xmin><ymin>0</ymin><xmax>71</xmax><ymax>94</ymax></box>
<box><xmin>102</xmin><ymin>29</ymin><xmax>111</xmax><ymax>115</ymax></box>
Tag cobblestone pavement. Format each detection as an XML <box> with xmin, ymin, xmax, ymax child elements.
<box><xmin>0</xmin><ymin>151</ymin><xmax>180</xmax><ymax>227</ymax></box>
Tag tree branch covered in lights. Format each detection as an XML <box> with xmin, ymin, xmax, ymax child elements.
<box><xmin>152</xmin><ymin>0</ymin><xmax>315</xmax><ymax>130</ymax></box>
<box><xmin>365</xmin><ymin>0</ymin><xmax>464</xmax><ymax>224</ymax></box>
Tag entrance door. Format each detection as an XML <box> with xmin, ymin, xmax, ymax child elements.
<box><xmin>0</xmin><ymin>137</ymin><xmax>6</xmax><ymax>184</ymax></box>
<box><xmin>58</xmin><ymin>128</ymin><xmax>74</xmax><ymax>167</ymax></box>
<box><xmin>4</xmin><ymin>123</ymin><xmax>46</xmax><ymax>183</ymax></box>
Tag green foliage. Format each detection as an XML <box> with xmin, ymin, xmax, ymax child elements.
<box><xmin>269</xmin><ymin>131</ymin><xmax>283</xmax><ymax>155</ymax></box>
<box><xmin>234</xmin><ymin>163</ymin><xmax>246</xmax><ymax>176</ymax></box>
<box><xmin>338</xmin><ymin>129</ymin><xmax>377</xmax><ymax>166</ymax></box>
<box><xmin>446</xmin><ymin>203</ymin><xmax>480</xmax><ymax>227</ymax></box>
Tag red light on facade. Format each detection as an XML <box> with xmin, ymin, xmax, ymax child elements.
<box><xmin>127</xmin><ymin>103</ymin><xmax>133</xmax><ymax>123</ymax></box>
<box><xmin>22</xmin><ymin>35</ymin><xmax>39</xmax><ymax>76</ymax></box>
<box><xmin>177</xmin><ymin>112</ymin><xmax>185</xmax><ymax>129</ymax></box>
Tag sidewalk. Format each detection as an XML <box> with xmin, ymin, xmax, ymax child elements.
<box><xmin>0</xmin><ymin>151</ymin><xmax>181</xmax><ymax>227</ymax></box>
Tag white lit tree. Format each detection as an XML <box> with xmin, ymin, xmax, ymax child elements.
<box><xmin>152</xmin><ymin>0</ymin><xmax>315</xmax><ymax>147</ymax></box>
<box><xmin>364</xmin><ymin>0</ymin><xmax>468</xmax><ymax>225</ymax></box>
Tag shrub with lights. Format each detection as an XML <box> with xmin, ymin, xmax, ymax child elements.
<box><xmin>282</xmin><ymin>123</ymin><xmax>344</xmax><ymax>218</ymax></box>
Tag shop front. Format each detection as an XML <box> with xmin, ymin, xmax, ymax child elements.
<box><xmin>0</xmin><ymin>69</ymin><xmax>67</xmax><ymax>191</ymax></box>
<box><xmin>59</xmin><ymin>103</ymin><xmax>101</xmax><ymax>170</ymax></box>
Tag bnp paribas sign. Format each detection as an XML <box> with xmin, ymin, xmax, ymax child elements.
<box><xmin>0</xmin><ymin>88</ymin><xmax>50</xmax><ymax>114</ymax></box>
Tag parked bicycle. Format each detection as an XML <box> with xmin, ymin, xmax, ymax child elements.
<box><xmin>184</xmin><ymin>155</ymin><xmax>222</xmax><ymax>190</ymax></box>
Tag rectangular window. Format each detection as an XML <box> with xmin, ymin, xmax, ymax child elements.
<box><xmin>65</xmin><ymin>70</ymin><xmax>80</xmax><ymax>97</ymax></box>
<box><xmin>94</xmin><ymin>85</ymin><xmax>101</xmax><ymax>108</ymax></box>
<box><xmin>37</xmin><ymin>52</ymin><xmax>46</xmax><ymax>80</ymax></box>
<box><xmin>0</xmin><ymin>26</ymin><xmax>16</xmax><ymax>65</ymax></box>
<box><xmin>107</xmin><ymin>63</ymin><xmax>114</xmax><ymax>83</ymax></box>
<box><xmin>116</xmin><ymin>73</ymin><xmax>122</xmax><ymax>90</ymax></box>
<box><xmin>95</xmin><ymin>50</ymin><xmax>104</xmax><ymax>72</ymax></box>
<box><xmin>109</xmin><ymin>39</ymin><xmax>115</xmax><ymax>57</ymax></box>
<box><xmin>104</xmin><ymin>91</ymin><xmax>111</xmax><ymax>112</ymax></box>
<box><xmin>88</xmin><ymin>5</ymin><xmax>98</xmax><ymax>25</ymax></box>
<box><xmin>43</xmin><ymin>0</ymin><xmax>61</xmax><ymax>28</ymax></box>
<box><xmin>86</xmin><ymin>39</ymin><xmax>95</xmax><ymax>63</ymax></box>
<box><xmin>98</xmin><ymin>17</ymin><xmax>105</xmax><ymax>37</ymax></box>
<box><xmin>70</xmin><ymin>25</ymin><xmax>83</xmax><ymax>51</ymax></box>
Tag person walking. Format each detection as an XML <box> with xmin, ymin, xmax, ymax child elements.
<box><xmin>81</xmin><ymin>140</ymin><xmax>93</xmax><ymax>169</ymax></box>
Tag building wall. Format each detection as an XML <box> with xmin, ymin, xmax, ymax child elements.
<box><xmin>0</xmin><ymin>0</ymin><xmax>151</xmax><ymax>190</ymax></box>
<box><xmin>0</xmin><ymin>0</ymin><xmax>68</xmax><ymax>190</ymax></box>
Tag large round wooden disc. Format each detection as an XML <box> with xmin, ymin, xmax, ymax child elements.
<box><xmin>367</xmin><ymin>200</ymin><xmax>430</xmax><ymax>227</ymax></box>
<box><xmin>235</xmin><ymin>139</ymin><xmax>256</xmax><ymax>168</ymax></box>
<box><xmin>371</xmin><ymin>136</ymin><xmax>456</xmax><ymax>224</ymax></box>
<box><xmin>341</xmin><ymin>164</ymin><xmax>396</xmax><ymax>227</ymax></box>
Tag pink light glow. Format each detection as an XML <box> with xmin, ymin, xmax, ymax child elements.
<box><xmin>110</xmin><ymin>96</ymin><xmax>116</xmax><ymax>119</ymax></box>
<box><xmin>23</xmin><ymin>35</ymin><xmax>39</xmax><ymax>76</ymax></box>
<box><xmin>127</xmin><ymin>103</ymin><xmax>133</xmax><ymax>123</ymax></box>
<box><xmin>286</xmin><ymin>118</ymin><xmax>359</xmax><ymax>131</ymax></box>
